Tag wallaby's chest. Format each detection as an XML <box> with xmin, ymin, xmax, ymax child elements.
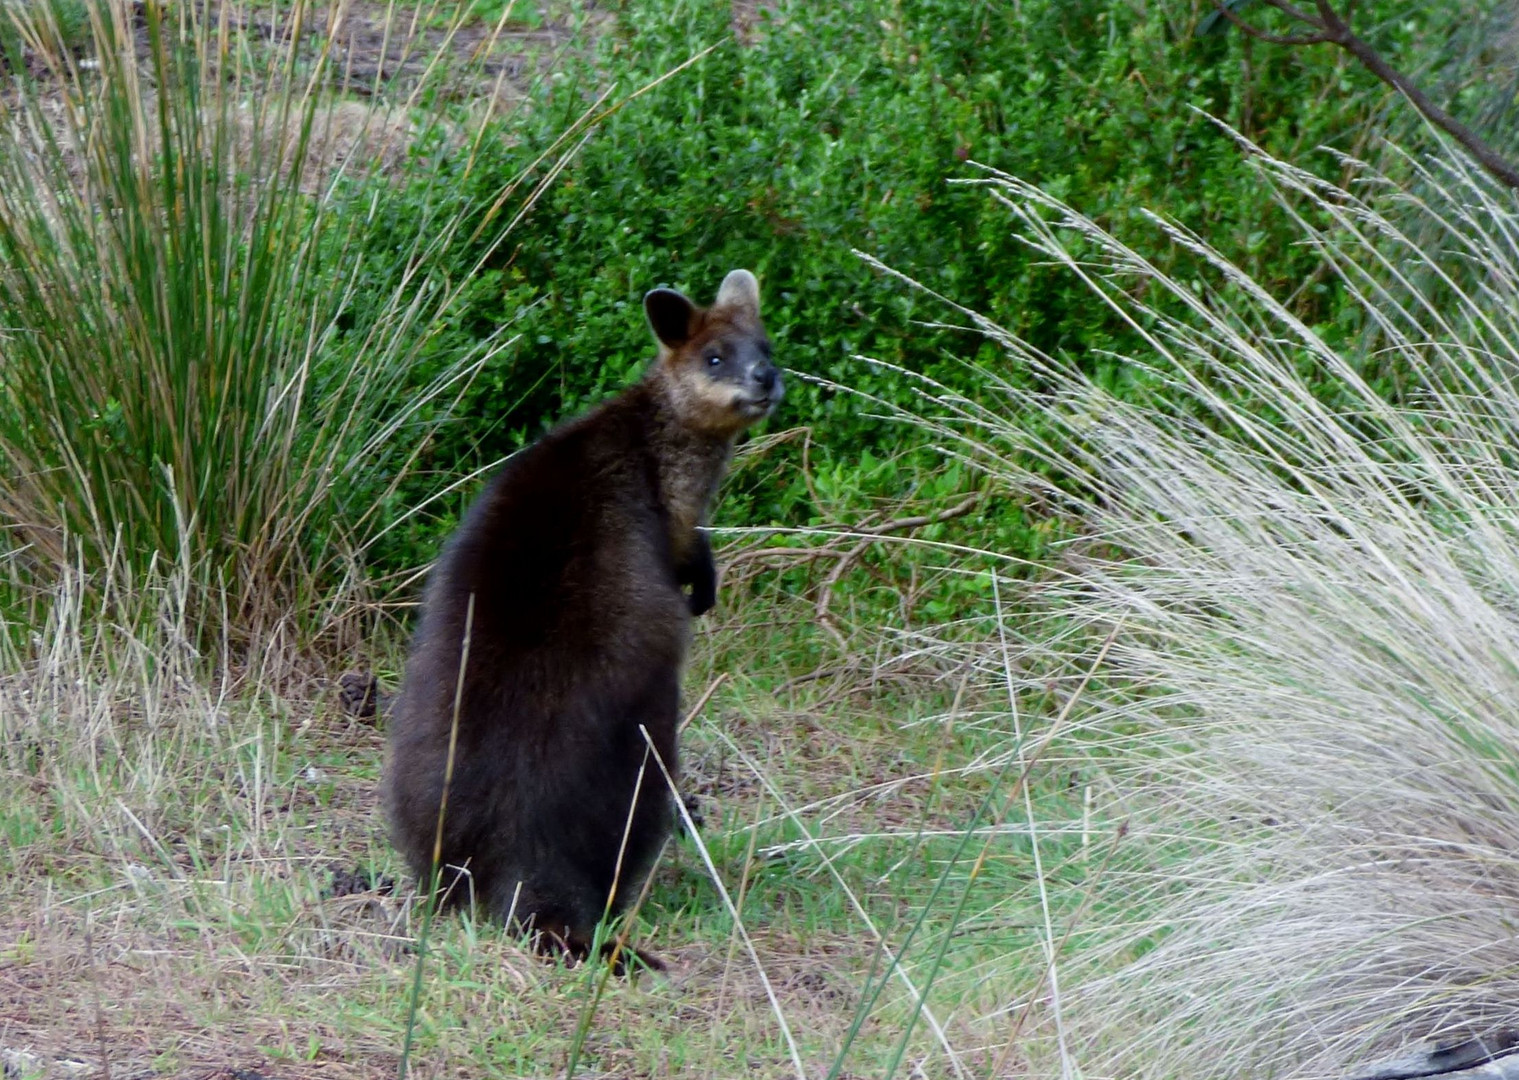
<box><xmin>657</xmin><ymin>444</ymin><xmax>730</xmax><ymax>562</ymax></box>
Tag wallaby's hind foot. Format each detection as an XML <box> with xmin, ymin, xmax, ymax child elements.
<box><xmin>337</xmin><ymin>671</ymin><xmax>387</xmax><ymax>719</ymax></box>
<box><xmin>530</xmin><ymin>919</ymin><xmax>667</xmax><ymax>976</ymax></box>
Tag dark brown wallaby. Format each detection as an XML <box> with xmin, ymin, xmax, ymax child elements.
<box><xmin>382</xmin><ymin>269</ymin><xmax>781</xmax><ymax>971</ymax></box>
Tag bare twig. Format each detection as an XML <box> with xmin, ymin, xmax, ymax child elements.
<box><xmin>719</xmin><ymin>544</ymin><xmax>852</xmax><ymax>572</ymax></box>
<box><xmin>1213</xmin><ymin>0</ymin><xmax>1332</xmax><ymax>46</ymax></box>
<box><xmin>844</xmin><ymin>490</ymin><xmax>986</xmax><ymax>537</ymax></box>
<box><xmin>1212</xmin><ymin>0</ymin><xmax>1519</xmax><ymax>189</ymax></box>
<box><xmin>85</xmin><ymin>915</ymin><xmax>112</xmax><ymax>1080</ymax></box>
<box><xmin>679</xmin><ymin>672</ymin><xmax>730</xmax><ymax>734</ymax></box>
<box><xmin>815</xmin><ymin>491</ymin><xmax>987</xmax><ymax>645</ymax></box>
<box><xmin>815</xmin><ymin>539</ymin><xmax>870</xmax><ymax>648</ymax></box>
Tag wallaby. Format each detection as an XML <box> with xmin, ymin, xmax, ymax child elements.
<box><xmin>382</xmin><ymin>269</ymin><xmax>781</xmax><ymax>970</ymax></box>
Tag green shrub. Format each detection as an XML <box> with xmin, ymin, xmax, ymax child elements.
<box><xmin>346</xmin><ymin>0</ymin><xmax>1484</xmax><ymax>578</ymax></box>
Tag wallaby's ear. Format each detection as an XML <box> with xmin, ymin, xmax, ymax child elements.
<box><xmin>644</xmin><ymin>288</ymin><xmax>696</xmax><ymax>349</ymax></box>
<box><xmin>714</xmin><ymin>269</ymin><xmax>760</xmax><ymax>318</ymax></box>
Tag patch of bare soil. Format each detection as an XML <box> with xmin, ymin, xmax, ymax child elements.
<box><xmin>0</xmin><ymin>901</ymin><xmax>404</xmax><ymax>1080</ymax></box>
<box><xmin>0</xmin><ymin>710</ymin><xmax>407</xmax><ymax>1080</ymax></box>
<box><xmin>236</xmin><ymin>2</ymin><xmax>595</xmax><ymax>108</ymax></box>
<box><xmin>9</xmin><ymin>1</ymin><xmax>607</xmax><ymax>189</ymax></box>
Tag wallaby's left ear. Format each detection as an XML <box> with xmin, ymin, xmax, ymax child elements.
<box><xmin>645</xmin><ymin>288</ymin><xmax>697</xmax><ymax>349</ymax></box>
<box><xmin>714</xmin><ymin>269</ymin><xmax>760</xmax><ymax>319</ymax></box>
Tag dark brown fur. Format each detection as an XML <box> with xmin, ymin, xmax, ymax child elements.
<box><xmin>382</xmin><ymin>270</ymin><xmax>780</xmax><ymax>968</ymax></box>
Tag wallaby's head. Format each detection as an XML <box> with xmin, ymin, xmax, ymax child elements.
<box><xmin>644</xmin><ymin>269</ymin><xmax>783</xmax><ymax>438</ymax></box>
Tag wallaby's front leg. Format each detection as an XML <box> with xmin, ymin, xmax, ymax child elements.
<box><xmin>681</xmin><ymin>530</ymin><xmax>717</xmax><ymax>616</ymax></box>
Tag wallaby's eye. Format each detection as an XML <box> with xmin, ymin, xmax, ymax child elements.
<box><xmin>705</xmin><ymin>354</ymin><xmax>722</xmax><ymax>367</ymax></box>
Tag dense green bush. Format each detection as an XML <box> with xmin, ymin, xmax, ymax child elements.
<box><xmin>346</xmin><ymin>0</ymin><xmax>1492</xmax><ymax>573</ymax></box>
<box><xmin>1</xmin><ymin>0</ymin><xmax>1497</xmax><ymax>644</ymax></box>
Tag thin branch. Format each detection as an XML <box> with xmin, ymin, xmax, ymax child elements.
<box><xmin>846</xmin><ymin>490</ymin><xmax>987</xmax><ymax>537</ymax></box>
<box><xmin>1262</xmin><ymin>0</ymin><xmax>1324</xmax><ymax>23</ymax></box>
<box><xmin>1212</xmin><ymin>0</ymin><xmax>1519</xmax><ymax>190</ymax></box>
<box><xmin>1315</xmin><ymin>4</ymin><xmax>1519</xmax><ymax>190</ymax></box>
<box><xmin>814</xmin><ymin>491</ymin><xmax>988</xmax><ymax>646</ymax></box>
<box><xmin>816</xmin><ymin>538</ymin><xmax>870</xmax><ymax>648</ymax></box>
<box><xmin>720</xmin><ymin>544</ymin><xmax>851</xmax><ymax>571</ymax></box>
<box><xmin>1216</xmin><ymin>1</ymin><xmax>1332</xmax><ymax>46</ymax></box>
<box><xmin>679</xmin><ymin>672</ymin><xmax>730</xmax><ymax>734</ymax></box>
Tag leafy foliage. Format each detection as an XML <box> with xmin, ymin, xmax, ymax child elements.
<box><xmin>351</xmin><ymin>0</ymin><xmax>1474</xmax><ymax>573</ymax></box>
<box><xmin>2</xmin><ymin>0</ymin><xmax>1502</xmax><ymax>643</ymax></box>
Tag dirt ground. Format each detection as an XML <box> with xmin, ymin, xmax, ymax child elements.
<box><xmin>266</xmin><ymin>1</ymin><xmax>591</xmax><ymax>105</ymax></box>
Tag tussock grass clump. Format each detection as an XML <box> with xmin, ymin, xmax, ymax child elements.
<box><xmin>888</xmin><ymin>135</ymin><xmax>1519</xmax><ymax>1077</ymax></box>
<box><xmin>0</xmin><ymin>0</ymin><xmax>521</xmax><ymax>650</ymax></box>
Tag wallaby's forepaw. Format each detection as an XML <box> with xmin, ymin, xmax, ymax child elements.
<box><xmin>687</xmin><ymin>584</ymin><xmax>716</xmax><ymax>617</ymax></box>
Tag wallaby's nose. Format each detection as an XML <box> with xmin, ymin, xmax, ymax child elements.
<box><xmin>752</xmin><ymin>365</ymin><xmax>779</xmax><ymax>393</ymax></box>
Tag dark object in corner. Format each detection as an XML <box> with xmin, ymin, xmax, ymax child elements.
<box><xmin>1350</xmin><ymin>1031</ymin><xmax>1519</xmax><ymax>1080</ymax></box>
<box><xmin>676</xmin><ymin>792</ymin><xmax>705</xmax><ymax>834</ymax></box>
<box><xmin>337</xmin><ymin>671</ymin><xmax>385</xmax><ymax>720</ymax></box>
<box><xmin>1197</xmin><ymin>0</ymin><xmax>1257</xmax><ymax>35</ymax></box>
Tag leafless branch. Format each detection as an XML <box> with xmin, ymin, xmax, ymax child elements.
<box><xmin>1216</xmin><ymin>0</ymin><xmax>1332</xmax><ymax>46</ymax></box>
<box><xmin>1212</xmin><ymin>0</ymin><xmax>1519</xmax><ymax>189</ymax></box>
<box><xmin>814</xmin><ymin>491</ymin><xmax>987</xmax><ymax>646</ymax></box>
<box><xmin>845</xmin><ymin>491</ymin><xmax>988</xmax><ymax>537</ymax></box>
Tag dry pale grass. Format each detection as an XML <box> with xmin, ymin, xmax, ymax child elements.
<box><xmin>872</xmin><ymin>127</ymin><xmax>1519</xmax><ymax>1078</ymax></box>
<box><xmin>0</xmin><ymin>545</ymin><xmax>1041</xmax><ymax>1079</ymax></box>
